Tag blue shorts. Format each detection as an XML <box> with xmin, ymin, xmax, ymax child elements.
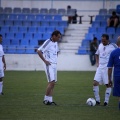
<box><xmin>113</xmin><ymin>76</ymin><xmax>120</xmax><ymax>97</ymax></box>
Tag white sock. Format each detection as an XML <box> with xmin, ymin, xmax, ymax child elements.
<box><xmin>93</xmin><ymin>86</ymin><xmax>100</xmax><ymax>102</ymax></box>
<box><xmin>0</xmin><ymin>81</ymin><xmax>3</xmax><ymax>93</ymax></box>
<box><xmin>48</xmin><ymin>96</ymin><xmax>53</xmax><ymax>102</ymax></box>
<box><xmin>44</xmin><ymin>95</ymin><xmax>49</xmax><ymax>101</ymax></box>
<box><xmin>104</xmin><ymin>88</ymin><xmax>111</xmax><ymax>103</ymax></box>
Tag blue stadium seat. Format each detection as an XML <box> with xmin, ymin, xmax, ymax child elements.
<box><xmin>100</xmin><ymin>21</ymin><xmax>107</xmax><ymax>27</ymax></box>
<box><xmin>92</xmin><ymin>21</ymin><xmax>100</xmax><ymax>28</ymax></box>
<box><xmin>95</xmin><ymin>15</ymin><xmax>106</xmax><ymax>21</ymax></box>
<box><xmin>88</xmin><ymin>27</ymin><xmax>97</xmax><ymax>34</ymax></box>
<box><xmin>6</xmin><ymin>33</ymin><xmax>15</xmax><ymax>39</ymax></box>
<box><xmin>10</xmin><ymin>26</ymin><xmax>19</xmax><ymax>33</ymax></box>
<box><xmin>40</xmin><ymin>8</ymin><xmax>48</xmax><ymax>14</ymax></box>
<box><xmin>11</xmin><ymin>39</ymin><xmax>20</xmax><ymax>45</ymax></box>
<box><xmin>85</xmin><ymin>33</ymin><xmax>94</xmax><ymax>41</ymax></box>
<box><xmin>46</xmin><ymin>27</ymin><xmax>55</xmax><ymax>33</ymax></box>
<box><xmin>108</xmin><ymin>9</ymin><xmax>116</xmax><ymax>15</ymax></box>
<box><xmin>26</xmin><ymin>14</ymin><xmax>36</xmax><ymax>21</ymax></box>
<box><xmin>97</xmin><ymin>27</ymin><xmax>106</xmax><ymax>34</ymax></box>
<box><xmin>13</xmin><ymin>7</ymin><xmax>22</xmax><ymax>13</ymax></box>
<box><xmin>31</xmin><ymin>8</ymin><xmax>39</xmax><ymax>14</ymax></box>
<box><xmin>116</xmin><ymin>28</ymin><xmax>120</xmax><ymax>34</ymax></box>
<box><xmin>106</xmin><ymin>27</ymin><xmax>115</xmax><ymax>34</ymax></box>
<box><xmin>20</xmin><ymin>39</ymin><xmax>29</xmax><ymax>45</ymax></box>
<box><xmin>77</xmin><ymin>46</ymin><xmax>88</xmax><ymax>55</ymax></box>
<box><xmin>49</xmin><ymin>8</ymin><xmax>57</xmax><ymax>15</ymax></box>
<box><xmin>113</xmin><ymin>34</ymin><xmax>120</xmax><ymax>41</ymax></box>
<box><xmin>24</xmin><ymin>33</ymin><xmax>33</xmax><ymax>39</ymax></box>
<box><xmin>42</xmin><ymin>33</ymin><xmax>51</xmax><ymax>40</ymax></box>
<box><xmin>49</xmin><ymin>21</ymin><xmax>59</xmax><ymax>26</ymax></box>
<box><xmin>1</xmin><ymin>26</ymin><xmax>10</xmax><ymax>33</ymax></box>
<box><xmin>0</xmin><ymin>20</ymin><xmax>4</xmax><ymax>26</ymax></box>
<box><xmin>17</xmin><ymin>14</ymin><xmax>27</xmax><ymax>20</ymax></box>
<box><xmin>37</xmin><ymin>26</ymin><xmax>46</xmax><ymax>33</ymax></box>
<box><xmin>25</xmin><ymin>46</ymin><xmax>37</xmax><ymax>54</ymax></box>
<box><xmin>31</xmin><ymin>21</ymin><xmax>40</xmax><ymax>26</ymax></box>
<box><xmin>19</xmin><ymin>26</ymin><xmax>28</xmax><ymax>33</ymax></box>
<box><xmin>40</xmin><ymin>21</ymin><xmax>49</xmax><ymax>26</ymax></box>
<box><xmin>99</xmin><ymin>9</ymin><xmax>107</xmax><ymax>15</ymax></box>
<box><xmin>33</xmin><ymin>33</ymin><xmax>43</xmax><ymax>40</ymax></box>
<box><xmin>28</xmin><ymin>26</ymin><xmax>37</xmax><ymax>33</ymax></box>
<box><xmin>44</xmin><ymin>15</ymin><xmax>53</xmax><ymax>21</ymax></box>
<box><xmin>23</xmin><ymin>20</ymin><xmax>31</xmax><ymax>26</ymax></box>
<box><xmin>7</xmin><ymin>46</ymin><xmax>17</xmax><ymax>54</ymax></box>
<box><xmin>2</xmin><ymin>38</ymin><xmax>11</xmax><ymax>45</ymax></box>
<box><xmin>81</xmin><ymin>40</ymin><xmax>90</xmax><ymax>48</ymax></box>
<box><xmin>55</xmin><ymin>26</ymin><xmax>65</xmax><ymax>34</ymax></box>
<box><xmin>4</xmin><ymin>20</ymin><xmax>14</xmax><ymax>26</ymax></box>
<box><xmin>0</xmin><ymin>7</ymin><xmax>3</xmax><ymax>13</ymax></box>
<box><xmin>22</xmin><ymin>8</ymin><xmax>30</xmax><ymax>14</ymax></box>
<box><xmin>14</xmin><ymin>20</ymin><xmax>23</xmax><ymax>26</ymax></box>
<box><xmin>4</xmin><ymin>7</ymin><xmax>12</xmax><ymax>13</ymax></box>
<box><xmin>94</xmin><ymin>33</ymin><xmax>102</xmax><ymax>41</ymax></box>
<box><xmin>54</xmin><ymin>15</ymin><xmax>62</xmax><ymax>21</ymax></box>
<box><xmin>8</xmin><ymin>14</ymin><xmax>18</xmax><ymax>20</ymax></box>
<box><xmin>15</xmin><ymin>33</ymin><xmax>24</xmax><ymax>40</ymax></box>
<box><xmin>116</xmin><ymin>5</ymin><xmax>120</xmax><ymax>14</ymax></box>
<box><xmin>0</xmin><ymin>14</ymin><xmax>8</xmax><ymax>20</ymax></box>
<box><xmin>36</xmin><ymin>14</ymin><xmax>45</xmax><ymax>21</ymax></box>
<box><xmin>59</xmin><ymin>21</ymin><xmax>68</xmax><ymax>27</ymax></box>
<box><xmin>29</xmin><ymin>39</ymin><xmax>38</xmax><ymax>45</ymax></box>
<box><xmin>58</xmin><ymin>9</ymin><xmax>66</xmax><ymax>16</ymax></box>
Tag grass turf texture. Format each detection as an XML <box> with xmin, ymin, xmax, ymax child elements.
<box><xmin>0</xmin><ymin>71</ymin><xmax>120</xmax><ymax>120</ymax></box>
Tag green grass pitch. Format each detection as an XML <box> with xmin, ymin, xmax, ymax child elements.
<box><xmin>0</xmin><ymin>71</ymin><xmax>120</xmax><ymax>120</ymax></box>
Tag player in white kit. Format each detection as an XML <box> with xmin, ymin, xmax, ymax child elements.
<box><xmin>37</xmin><ymin>30</ymin><xmax>61</xmax><ymax>105</ymax></box>
<box><xmin>0</xmin><ymin>34</ymin><xmax>6</xmax><ymax>95</ymax></box>
<box><xmin>93</xmin><ymin>34</ymin><xmax>117</xmax><ymax>106</ymax></box>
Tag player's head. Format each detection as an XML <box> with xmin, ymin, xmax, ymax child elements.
<box><xmin>101</xmin><ymin>34</ymin><xmax>109</xmax><ymax>46</ymax></box>
<box><xmin>93</xmin><ymin>37</ymin><xmax>97</xmax><ymax>42</ymax></box>
<box><xmin>51</xmin><ymin>30</ymin><xmax>61</xmax><ymax>42</ymax></box>
<box><xmin>0</xmin><ymin>34</ymin><xmax>2</xmax><ymax>44</ymax></box>
<box><xmin>117</xmin><ymin>36</ymin><xmax>120</xmax><ymax>46</ymax></box>
<box><xmin>112</xmin><ymin>11</ymin><xmax>116</xmax><ymax>16</ymax></box>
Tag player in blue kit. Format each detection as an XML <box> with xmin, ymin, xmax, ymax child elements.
<box><xmin>107</xmin><ymin>36</ymin><xmax>120</xmax><ymax>110</ymax></box>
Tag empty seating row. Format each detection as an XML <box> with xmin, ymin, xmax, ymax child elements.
<box><xmin>0</xmin><ymin>14</ymin><xmax>62</xmax><ymax>21</ymax></box>
<box><xmin>0</xmin><ymin>26</ymin><xmax>65</xmax><ymax>35</ymax></box>
<box><xmin>3</xmin><ymin>45</ymin><xmax>38</xmax><ymax>54</ymax></box>
<box><xmin>0</xmin><ymin>20</ymin><xmax>68</xmax><ymax>27</ymax></box>
<box><xmin>0</xmin><ymin>7</ymin><xmax>76</xmax><ymax>16</ymax></box>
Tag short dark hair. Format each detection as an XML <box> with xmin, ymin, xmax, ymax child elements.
<box><xmin>51</xmin><ymin>30</ymin><xmax>61</xmax><ymax>37</ymax></box>
<box><xmin>102</xmin><ymin>34</ymin><xmax>109</xmax><ymax>40</ymax></box>
<box><xmin>0</xmin><ymin>34</ymin><xmax>2</xmax><ymax>37</ymax></box>
<box><xmin>93</xmin><ymin>37</ymin><xmax>97</xmax><ymax>40</ymax></box>
<box><xmin>112</xmin><ymin>11</ymin><xmax>116</xmax><ymax>15</ymax></box>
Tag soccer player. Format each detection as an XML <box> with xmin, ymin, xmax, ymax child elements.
<box><xmin>37</xmin><ymin>30</ymin><xmax>61</xmax><ymax>105</ymax></box>
<box><xmin>107</xmin><ymin>36</ymin><xmax>120</xmax><ymax>110</ymax></box>
<box><xmin>93</xmin><ymin>34</ymin><xmax>117</xmax><ymax>106</ymax></box>
<box><xmin>0</xmin><ymin>34</ymin><xmax>6</xmax><ymax>95</ymax></box>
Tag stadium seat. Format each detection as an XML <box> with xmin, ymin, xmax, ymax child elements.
<box><xmin>53</xmin><ymin>15</ymin><xmax>62</xmax><ymax>21</ymax></box>
<box><xmin>88</xmin><ymin>27</ymin><xmax>97</xmax><ymax>34</ymax></box>
<box><xmin>36</xmin><ymin>14</ymin><xmax>45</xmax><ymax>21</ymax></box>
<box><xmin>17</xmin><ymin>14</ymin><xmax>27</xmax><ymax>20</ymax></box>
<box><xmin>4</xmin><ymin>7</ymin><xmax>12</xmax><ymax>13</ymax></box>
<box><xmin>22</xmin><ymin>8</ymin><xmax>30</xmax><ymax>14</ymax></box>
<box><xmin>49</xmin><ymin>21</ymin><xmax>59</xmax><ymax>26</ymax></box>
<box><xmin>100</xmin><ymin>21</ymin><xmax>107</xmax><ymax>27</ymax></box>
<box><xmin>55</xmin><ymin>26</ymin><xmax>65</xmax><ymax>34</ymax></box>
<box><xmin>10</xmin><ymin>26</ymin><xmax>19</xmax><ymax>33</ymax></box>
<box><xmin>31</xmin><ymin>21</ymin><xmax>40</xmax><ymax>26</ymax></box>
<box><xmin>108</xmin><ymin>9</ymin><xmax>116</xmax><ymax>15</ymax></box>
<box><xmin>99</xmin><ymin>9</ymin><xmax>107</xmax><ymax>15</ymax></box>
<box><xmin>116</xmin><ymin>5</ymin><xmax>120</xmax><ymax>14</ymax></box>
<box><xmin>0</xmin><ymin>20</ymin><xmax>4</xmax><ymax>26</ymax></box>
<box><xmin>49</xmin><ymin>8</ymin><xmax>57</xmax><ymax>15</ymax></box>
<box><xmin>58</xmin><ymin>9</ymin><xmax>66</xmax><ymax>16</ymax></box>
<box><xmin>1</xmin><ymin>26</ymin><xmax>10</xmax><ymax>33</ymax></box>
<box><xmin>15</xmin><ymin>33</ymin><xmax>24</xmax><ymax>40</ymax></box>
<box><xmin>113</xmin><ymin>33</ymin><xmax>120</xmax><ymax>41</ymax></box>
<box><xmin>106</xmin><ymin>27</ymin><xmax>115</xmax><ymax>34</ymax></box>
<box><xmin>116</xmin><ymin>27</ymin><xmax>120</xmax><ymax>34</ymax></box>
<box><xmin>40</xmin><ymin>8</ymin><xmax>48</xmax><ymax>14</ymax></box>
<box><xmin>85</xmin><ymin>33</ymin><xmax>94</xmax><ymax>41</ymax></box>
<box><xmin>28</xmin><ymin>26</ymin><xmax>37</xmax><ymax>33</ymax></box>
<box><xmin>20</xmin><ymin>39</ymin><xmax>29</xmax><ymax>45</ymax></box>
<box><xmin>14</xmin><ymin>20</ymin><xmax>23</xmax><ymax>26</ymax></box>
<box><xmin>18</xmin><ymin>26</ymin><xmax>28</xmax><ymax>33</ymax></box>
<box><xmin>95</xmin><ymin>15</ymin><xmax>106</xmax><ymax>21</ymax></box>
<box><xmin>31</xmin><ymin>8</ymin><xmax>39</xmax><ymax>14</ymax></box>
<box><xmin>7</xmin><ymin>46</ymin><xmax>17</xmax><ymax>54</ymax></box>
<box><xmin>22</xmin><ymin>20</ymin><xmax>32</xmax><ymax>26</ymax></box>
<box><xmin>97</xmin><ymin>27</ymin><xmax>106</xmax><ymax>34</ymax></box>
<box><xmin>29</xmin><ymin>39</ymin><xmax>38</xmax><ymax>45</ymax></box>
<box><xmin>11</xmin><ymin>39</ymin><xmax>20</xmax><ymax>45</ymax></box>
<box><xmin>8</xmin><ymin>14</ymin><xmax>18</xmax><ymax>20</ymax></box>
<box><xmin>6</xmin><ymin>33</ymin><xmax>15</xmax><ymax>39</ymax></box>
<box><xmin>26</xmin><ymin>14</ymin><xmax>36</xmax><ymax>21</ymax></box>
<box><xmin>13</xmin><ymin>7</ymin><xmax>22</xmax><ymax>13</ymax></box>
<box><xmin>44</xmin><ymin>15</ymin><xmax>53</xmax><ymax>21</ymax></box>
<box><xmin>92</xmin><ymin>21</ymin><xmax>100</xmax><ymax>28</ymax></box>
<box><xmin>46</xmin><ymin>27</ymin><xmax>55</xmax><ymax>33</ymax></box>
<box><xmin>4</xmin><ymin>20</ymin><xmax>14</xmax><ymax>26</ymax></box>
<box><xmin>40</xmin><ymin>21</ymin><xmax>49</xmax><ymax>26</ymax></box>
<box><xmin>59</xmin><ymin>21</ymin><xmax>68</xmax><ymax>27</ymax></box>
<box><xmin>0</xmin><ymin>7</ymin><xmax>3</xmax><ymax>13</ymax></box>
<box><xmin>16</xmin><ymin>45</ymin><xmax>26</xmax><ymax>54</ymax></box>
<box><xmin>37</xmin><ymin>26</ymin><xmax>46</xmax><ymax>33</ymax></box>
<box><xmin>33</xmin><ymin>33</ymin><xmax>43</xmax><ymax>40</ymax></box>
<box><xmin>42</xmin><ymin>33</ymin><xmax>51</xmax><ymax>40</ymax></box>
<box><xmin>24</xmin><ymin>33</ymin><xmax>33</xmax><ymax>40</ymax></box>
<box><xmin>2</xmin><ymin>38</ymin><xmax>11</xmax><ymax>45</ymax></box>
<box><xmin>25</xmin><ymin>46</ymin><xmax>36</xmax><ymax>54</ymax></box>
<box><xmin>77</xmin><ymin>46</ymin><xmax>88</xmax><ymax>55</ymax></box>
<box><xmin>94</xmin><ymin>33</ymin><xmax>102</xmax><ymax>41</ymax></box>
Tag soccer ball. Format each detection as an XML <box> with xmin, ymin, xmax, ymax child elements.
<box><xmin>86</xmin><ymin>98</ymin><xmax>96</xmax><ymax>106</ymax></box>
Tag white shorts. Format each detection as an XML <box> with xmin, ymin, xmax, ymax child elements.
<box><xmin>0</xmin><ymin>68</ymin><xmax>4</xmax><ymax>78</ymax></box>
<box><xmin>94</xmin><ymin>67</ymin><xmax>108</xmax><ymax>85</ymax></box>
<box><xmin>44</xmin><ymin>63</ymin><xmax>57</xmax><ymax>82</ymax></box>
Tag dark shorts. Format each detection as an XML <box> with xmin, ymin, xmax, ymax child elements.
<box><xmin>113</xmin><ymin>76</ymin><xmax>120</xmax><ymax>97</ymax></box>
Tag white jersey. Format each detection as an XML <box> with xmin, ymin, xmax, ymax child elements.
<box><xmin>38</xmin><ymin>39</ymin><xmax>59</xmax><ymax>64</ymax></box>
<box><xmin>0</xmin><ymin>44</ymin><xmax>4</xmax><ymax>69</ymax></box>
<box><xmin>95</xmin><ymin>43</ymin><xmax>117</xmax><ymax>68</ymax></box>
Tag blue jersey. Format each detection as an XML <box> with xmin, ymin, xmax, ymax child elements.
<box><xmin>107</xmin><ymin>48</ymin><xmax>120</xmax><ymax>76</ymax></box>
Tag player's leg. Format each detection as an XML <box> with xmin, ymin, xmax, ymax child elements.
<box><xmin>114</xmin><ymin>18</ymin><xmax>118</xmax><ymax>27</ymax></box>
<box><xmin>103</xmin><ymin>68</ymin><xmax>112</xmax><ymax>106</ymax></box>
<box><xmin>93</xmin><ymin>68</ymin><xmax>101</xmax><ymax>105</ymax></box>
<box><xmin>0</xmin><ymin>69</ymin><xmax>4</xmax><ymax>95</ymax></box>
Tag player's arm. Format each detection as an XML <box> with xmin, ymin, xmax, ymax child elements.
<box><xmin>37</xmin><ymin>50</ymin><xmax>50</xmax><ymax>65</ymax></box>
<box><xmin>108</xmin><ymin>67</ymin><xmax>113</xmax><ymax>87</ymax></box>
<box><xmin>2</xmin><ymin>55</ymin><xmax>6</xmax><ymax>70</ymax></box>
<box><xmin>95</xmin><ymin>54</ymin><xmax>99</xmax><ymax>67</ymax></box>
